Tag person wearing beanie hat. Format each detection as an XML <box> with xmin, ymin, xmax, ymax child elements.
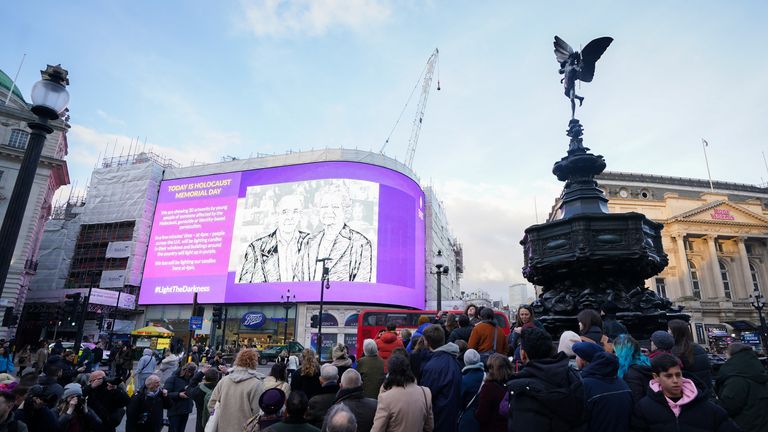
<box><xmin>573</xmin><ymin>342</ymin><xmax>633</xmax><ymax>432</ymax></box>
<box><xmin>245</xmin><ymin>388</ymin><xmax>286</xmax><ymax>430</ymax></box>
<box><xmin>459</xmin><ymin>349</ymin><xmax>484</xmax><ymax>431</ymax></box>
<box><xmin>17</xmin><ymin>384</ymin><xmax>58</xmax><ymax>432</ymax></box>
<box><xmin>650</xmin><ymin>331</ymin><xmax>675</xmax><ymax>358</ymax></box>
<box><xmin>57</xmin><ymin>382</ymin><xmax>103</xmax><ymax>431</ymax></box>
<box><xmin>330</xmin><ymin>343</ymin><xmax>352</xmax><ymax>378</ymax></box>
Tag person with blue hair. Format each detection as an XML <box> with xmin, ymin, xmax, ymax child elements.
<box><xmin>613</xmin><ymin>334</ymin><xmax>652</xmax><ymax>402</ymax></box>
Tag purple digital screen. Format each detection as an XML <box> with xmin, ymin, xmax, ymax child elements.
<box><xmin>139</xmin><ymin>161</ymin><xmax>426</xmax><ymax>309</ymax></box>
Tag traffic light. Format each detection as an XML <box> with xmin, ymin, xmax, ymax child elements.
<box><xmin>310</xmin><ymin>314</ymin><xmax>319</xmax><ymax>328</ymax></box>
<box><xmin>64</xmin><ymin>292</ymin><xmax>82</xmax><ymax>326</ymax></box>
<box><xmin>212</xmin><ymin>305</ymin><xmax>223</xmax><ymax>329</ymax></box>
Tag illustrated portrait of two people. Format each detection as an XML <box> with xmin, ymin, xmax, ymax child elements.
<box><xmin>238</xmin><ymin>184</ymin><xmax>373</xmax><ymax>283</ymax></box>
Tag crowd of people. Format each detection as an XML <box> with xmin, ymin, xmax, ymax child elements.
<box><xmin>0</xmin><ymin>304</ymin><xmax>764</xmax><ymax>432</ymax></box>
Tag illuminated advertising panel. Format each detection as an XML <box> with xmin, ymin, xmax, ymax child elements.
<box><xmin>139</xmin><ymin>161</ymin><xmax>425</xmax><ymax>308</ymax></box>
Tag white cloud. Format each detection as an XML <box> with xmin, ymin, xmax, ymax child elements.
<box><xmin>239</xmin><ymin>0</ymin><xmax>391</xmax><ymax>37</ymax></box>
<box><xmin>95</xmin><ymin>109</ymin><xmax>125</xmax><ymax>127</ymax></box>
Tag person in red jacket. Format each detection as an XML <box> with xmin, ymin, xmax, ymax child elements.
<box><xmin>375</xmin><ymin>322</ymin><xmax>403</xmax><ymax>371</ymax></box>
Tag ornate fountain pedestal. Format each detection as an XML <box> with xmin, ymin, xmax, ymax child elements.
<box><xmin>521</xmin><ymin>119</ymin><xmax>687</xmax><ymax>340</ymax></box>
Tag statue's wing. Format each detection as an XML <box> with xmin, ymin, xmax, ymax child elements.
<box><xmin>578</xmin><ymin>37</ymin><xmax>613</xmax><ymax>82</ymax></box>
<box><xmin>553</xmin><ymin>36</ymin><xmax>574</xmax><ymax>65</ymax></box>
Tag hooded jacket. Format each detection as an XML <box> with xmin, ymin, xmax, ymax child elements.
<box><xmin>420</xmin><ymin>342</ymin><xmax>462</xmax><ymax>432</ymax></box>
<box><xmin>506</xmin><ymin>352</ymin><xmax>587</xmax><ymax>432</ymax></box>
<box><xmin>580</xmin><ymin>352</ymin><xmax>633</xmax><ymax>432</ymax></box>
<box><xmin>631</xmin><ymin>378</ymin><xmax>739</xmax><ymax>432</ymax></box>
<box><xmin>715</xmin><ymin>349</ymin><xmax>768</xmax><ymax>432</ymax></box>
<box><xmin>375</xmin><ymin>331</ymin><xmax>404</xmax><ymax>369</ymax></box>
<box><xmin>135</xmin><ymin>349</ymin><xmax>157</xmax><ymax>390</ymax></box>
<box><xmin>459</xmin><ymin>362</ymin><xmax>484</xmax><ymax>432</ymax></box>
<box><xmin>207</xmin><ymin>366</ymin><xmax>265</xmax><ymax>432</ymax></box>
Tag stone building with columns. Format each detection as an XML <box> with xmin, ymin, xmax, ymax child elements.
<box><xmin>596</xmin><ymin>172</ymin><xmax>767</xmax><ymax>351</ymax></box>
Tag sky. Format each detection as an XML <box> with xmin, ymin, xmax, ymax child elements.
<box><xmin>3</xmin><ymin>1</ymin><xmax>768</xmax><ymax>304</ymax></box>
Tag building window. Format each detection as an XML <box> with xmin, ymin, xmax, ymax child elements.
<box><xmin>689</xmin><ymin>261</ymin><xmax>701</xmax><ymax>299</ymax></box>
<box><xmin>655</xmin><ymin>278</ymin><xmax>667</xmax><ymax>298</ymax></box>
<box><xmin>7</xmin><ymin>129</ymin><xmax>29</xmax><ymax>149</ymax></box>
<box><xmin>684</xmin><ymin>238</ymin><xmax>695</xmax><ymax>253</ymax></box>
<box><xmin>750</xmin><ymin>262</ymin><xmax>762</xmax><ymax>294</ymax></box>
<box><xmin>745</xmin><ymin>243</ymin><xmax>755</xmax><ymax>255</ymax></box>
<box><xmin>719</xmin><ymin>261</ymin><xmax>731</xmax><ymax>299</ymax></box>
<box><xmin>716</xmin><ymin>240</ymin><xmax>725</xmax><ymax>254</ymax></box>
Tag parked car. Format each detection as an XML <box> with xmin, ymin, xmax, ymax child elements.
<box><xmin>49</xmin><ymin>342</ymin><xmax>110</xmax><ymax>366</ymax></box>
<box><xmin>257</xmin><ymin>341</ymin><xmax>304</xmax><ymax>365</ymax></box>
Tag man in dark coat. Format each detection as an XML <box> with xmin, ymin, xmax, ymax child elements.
<box><xmin>187</xmin><ymin>367</ymin><xmax>220</xmax><ymax>432</ymax></box>
<box><xmin>82</xmin><ymin>370</ymin><xmax>130</xmax><ymax>432</ymax></box>
<box><xmin>307</xmin><ymin>364</ymin><xmax>341</xmax><ymax>428</ymax></box>
<box><xmin>506</xmin><ymin>327</ymin><xmax>587</xmax><ymax>432</ymax></box>
<box><xmin>631</xmin><ymin>353</ymin><xmax>739</xmax><ymax>432</ymax></box>
<box><xmin>447</xmin><ymin>314</ymin><xmax>473</xmax><ymax>344</ymax></box>
<box><xmin>37</xmin><ymin>363</ymin><xmax>64</xmax><ymax>408</ymax></box>
<box><xmin>715</xmin><ymin>343</ymin><xmax>768</xmax><ymax>432</ymax></box>
<box><xmin>331</xmin><ymin>369</ymin><xmax>377</xmax><ymax>432</ymax></box>
<box><xmin>572</xmin><ymin>342</ymin><xmax>633</xmax><ymax>432</ymax></box>
<box><xmin>419</xmin><ymin>324</ymin><xmax>462</xmax><ymax>432</ymax></box>
<box><xmin>164</xmin><ymin>363</ymin><xmax>197</xmax><ymax>432</ymax></box>
<box><xmin>125</xmin><ymin>375</ymin><xmax>171</xmax><ymax>432</ymax></box>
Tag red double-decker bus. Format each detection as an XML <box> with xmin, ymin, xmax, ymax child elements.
<box><xmin>355</xmin><ymin>308</ymin><xmax>510</xmax><ymax>359</ymax></box>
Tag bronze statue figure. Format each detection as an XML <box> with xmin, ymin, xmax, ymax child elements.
<box><xmin>553</xmin><ymin>36</ymin><xmax>613</xmax><ymax>118</ymax></box>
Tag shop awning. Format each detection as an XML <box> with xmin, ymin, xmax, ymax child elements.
<box><xmin>131</xmin><ymin>325</ymin><xmax>174</xmax><ymax>337</ymax></box>
<box><xmin>725</xmin><ymin>320</ymin><xmax>759</xmax><ymax>331</ymax></box>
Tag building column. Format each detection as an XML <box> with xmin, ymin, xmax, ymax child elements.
<box><xmin>705</xmin><ymin>235</ymin><xmax>724</xmax><ymax>299</ymax></box>
<box><xmin>736</xmin><ymin>237</ymin><xmax>754</xmax><ymax>299</ymax></box>
<box><xmin>674</xmin><ymin>235</ymin><xmax>693</xmax><ymax>297</ymax></box>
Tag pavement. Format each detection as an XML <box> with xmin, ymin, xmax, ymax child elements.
<box><xmin>115</xmin><ymin>364</ymin><xmax>273</xmax><ymax>432</ymax></box>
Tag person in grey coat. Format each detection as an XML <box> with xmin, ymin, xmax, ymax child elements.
<box><xmin>135</xmin><ymin>349</ymin><xmax>158</xmax><ymax>392</ymax></box>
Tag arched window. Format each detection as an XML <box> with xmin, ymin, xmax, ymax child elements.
<box><xmin>750</xmin><ymin>262</ymin><xmax>762</xmax><ymax>294</ymax></box>
<box><xmin>689</xmin><ymin>261</ymin><xmax>701</xmax><ymax>299</ymax></box>
<box><xmin>7</xmin><ymin>129</ymin><xmax>29</xmax><ymax>149</ymax></box>
<box><xmin>719</xmin><ymin>261</ymin><xmax>731</xmax><ymax>299</ymax></box>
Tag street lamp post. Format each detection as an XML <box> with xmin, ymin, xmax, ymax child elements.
<box><xmin>281</xmin><ymin>289</ymin><xmax>295</xmax><ymax>344</ymax></box>
<box><xmin>433</xmin><ymin>250</ymin><xmax>449</xmax><ymax>312</ymax></box>
<box><xmin>316</xmin><ymin>257</ymin><xmax>331</xmax><ymax>361</ymax></box>
<box><xmin>750</xmin><ymin>290</ymin><xmax>768</xmax><ymax>356</ymax></box>
<box><xmin>0</xmin><ymin>65</ymin><xmax>69</xmax><ymax>300</ymax></box>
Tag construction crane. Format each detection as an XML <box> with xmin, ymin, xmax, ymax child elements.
<box><xmin>381</xmin><ymin>48</ymin><xmax>440</xmax><ymax>169</ymax></box>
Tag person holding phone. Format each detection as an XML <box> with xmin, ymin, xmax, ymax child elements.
<box><xmin>56</xmin><ymin>383</ymin><xmax>102</xmax><ymax>432</ymax></box>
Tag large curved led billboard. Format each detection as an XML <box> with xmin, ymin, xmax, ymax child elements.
<box><xmin>139</xmin><ymin>161</ymin><xmax>426</xmax><ymax>308</ymax></box>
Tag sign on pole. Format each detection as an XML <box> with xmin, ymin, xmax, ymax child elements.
<box><xmin>189</xmin><ymin>316</ymin><xmax>203</xmax><ymax>330</ymax></box>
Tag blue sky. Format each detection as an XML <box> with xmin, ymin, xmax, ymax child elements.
<box><xmin>4</xmin><ymin>1</ymin><xmax>768</xmax><ymax>302</ymax></box>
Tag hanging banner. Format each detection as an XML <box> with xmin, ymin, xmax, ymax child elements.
<box><xmin>100</xmin><ymin>270</ymin><xmax>125</xmax><ymax>288</ymax></box>
<box><xmin>118</xmin><ymin>293</ymin><xmax>137</xmax><ymax>310</ymax></box>
<box><xmin>106</xmin><ymin>241</ymin><xmax>132</xmax><ymax>258</ymax></box>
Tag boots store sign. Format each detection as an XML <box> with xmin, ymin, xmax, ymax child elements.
<box><xmin>241</xmin><ymin>311</ymin><xmax>266</xmax><ymax>329</ymax></box>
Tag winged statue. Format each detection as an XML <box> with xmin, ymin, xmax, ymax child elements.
<box><xmin>554</xmin><ymin>36</ymin><xmax>613</xmax><ymax>118</ymax></box>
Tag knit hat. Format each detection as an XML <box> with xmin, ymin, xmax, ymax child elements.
<box><xmin>572</xmin><ymin>342</ymin><xmax>604</xmax><ymax>363</ymax></box>
<box><xmin>259</xmin><ymin>388</ymin><xmax>286</xmax><ymax>414</ymax></box>
<box><xmin>651</xmin><ymin>331</ymin><xmax>675</xmax><ymax>351</ymax></box>
<box><xmin>464</xmin><ymin>349</ymin><xmax>481</xmax><ymax>366</ymax></box>
<box><xmin>332</xmin><ymin>343</ymin><xmax>347</xmax><ymax>361</ymax></box>
<box><xmin>63</xmin><ymin>383</ymin><xmax>82</xmax><ymax>399</ymax></box>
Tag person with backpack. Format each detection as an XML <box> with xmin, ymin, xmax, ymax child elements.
<box><xmin>506</xmin><ymin>327</ymin><xmax>587</xmax><ymax>432</ymax></box>
<box><xmin>135</xmin><ymin>349</ymin><xmax>157</xmax><ymax>392</ymax></box>
<box><xmin>188</xmin><ymin>367</ymin><xmax>220</xmax><ymax>432</ymax></box>
<box><xmin>458</xmin><ymin>349</ymin><xmax>483</xmax><ymax>432</ymax></box>
<box><xmin>715</xmin><ymin>343</ymin><xmax>768</xmax><ymax>432</ymax></box>
<box><xmin>467</xmin><ymin>308</ymin><xmax>508</xmax><ymax>363</ymax></box>
<box><xmin>631</xmin><ymin>353</ymin><xmax>739</xmax><ymax>432</ymax></box>
<box><xmin>572</xmin><ymin>342</ymin><xmax>633</xmax><ymax>432</ymax></box>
